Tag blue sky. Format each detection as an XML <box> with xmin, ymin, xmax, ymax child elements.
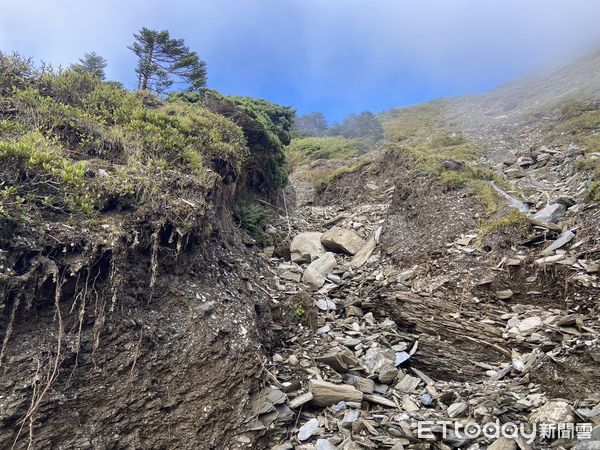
<box><xmin>2</xmin><ymin>0</ymin><xmax>600</xmax><ymax>122</ymax></box>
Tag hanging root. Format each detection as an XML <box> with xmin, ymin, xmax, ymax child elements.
<box><xmin>108</xmin><ymin>254</ymin><xmax>118</xmax><ymax>313</ymax></box>
<box><xmin>13</xmin><ymin>271</ymin><xmax>65</xmax><ymax>449</ymax></box>
<box><xmin>91</xmin><ymin>290</ymin><xmax>104</xmax><ymax>367</ymax></box>
<box><xmin>0</xmin><ymin>294</ymin><xmax>21</xmax><ymax>368</ymax></box>
<box><xmin>66</xmin><ymin>270</ymin><xmax>91</xmax><ymax>384</ymax></box>
<box><xmin>128</xmin><ymin>328</ymin><xmax>144</xmax><ymax>387</ymax></box>
<box><xmin>149</xmin><ymin>230</ymin><xmax>159</xmax><ymax>301</ymax></box>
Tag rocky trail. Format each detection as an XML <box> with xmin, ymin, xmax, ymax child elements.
<box><xmin>236</xmin><ymin>144</ymin><xmax>600</xmax><ymax>449</ymax></box>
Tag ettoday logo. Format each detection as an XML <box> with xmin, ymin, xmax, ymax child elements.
<box><xmin>417</xmin><ymin>420</ymin><xmax>593</xmax><ymax>444</ymax></box>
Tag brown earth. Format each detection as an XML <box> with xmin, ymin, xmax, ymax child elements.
<box><xmin>0</xmin><ymin>177</ymin><xmax>278</xmax><ymax>449</ymax></box>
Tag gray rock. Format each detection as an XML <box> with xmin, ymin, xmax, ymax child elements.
<box><xmin>315</xmin><ymin>348</ymin><xmax>360</xmax><ymax>373</ymax></box>
<box><xmin>316</xmin><ymin>439</ymin><xmax>337</xmax><ymax>450</ymax></box>
<box><xmin>447</xmin><ymin>402</ymin><xmax>468</xmax><ymax>418</ymax></box>
<box><xmin>272</xmin><ymin>443</ymin><xmax>294</xmax><ymax>450</ymax></box>
<box><xmin>302</xmin><ymin>252</ymin><xmax>337</xmax><ymax>288</ymax></box>
<box><xmin>395</xmin><ymin>351</ymin><xmax>411</xmax><ymax>366</ymax></box>
<box><xmin>489</xmin><ymin>149</ymin><xmax>517</xmax><ymax>166</ymax></box>
<box><xmin>329</xmin><ymin>401</ymin><xmax>347</xmax><ymax>415</ymax></box>
<box><xmin>517</xmin><ymin>156</ymin><xmax>534</xmax><ymax>167</ymax></box>
<box><xmin>315</xmin><ymin>298</ymin><xmax>336</xmax><ymax>311</ymax></box>
<box><xmin>197</xmin><ymin>301</ymin><xmax>215</xmax><ymax>316</ymax></box>
<box><xmin>321</xmin><ymin>228</ymin><xmax>366</xmax><ymax>255</ymax></box>
<box><xmin>555</xmin><ymin>196</ymin><xmax>576</xmax><ymax>208</ymax></box>
<box><xmin>518</xmin><ymin>316</ymin><xmax>543</xmax><ymax>335</ymax></box>
<box><xmin>346</xmin><ymin>305</ymin><xmax>364</xmax><ymax>317</ymax></box>
<box><xmin>421</xmin><ymin>393</ymin><xmax>433</xmax><ymax>406</ymax></box>
<box><xmin>298</xmin><ymin>417</ymin><xmax>320</xmax><ymax>441</ymax></box>
<box><xmin>444</xmin><ymin>428</ymin><xmax>472</xmax><ymax>447</ymax></box>
<box><xmin>346</xmin><ymin>374</ymin><xmax>375</xmax><ymax>394</ymax></box>
<box><xmin>302</xmin><ymin>268</ymin><xmax>326</xmax><ymax>288</ymax></box>
<box><xmin>495</xmin><ymin>289</ymin><xmax>513</xmax><ymax>300</ymax></box>
<box><xmin>395</xmin><ymin>374</ymin><xmax>421</xmax><ymax>392</ymax></box>
<box><xmin>542</xmin><ymin>230</ymin><xmax>575</xmax><ymax>255</ymax></box>
<box><xmin>529</xmin><ymin>400</ymin><xmax>575</xmax><ymax>423</ymax></box>
<box><xmin>290</xmin><ymin>232</ymin><xmax>325</xmax><ymax>263</ymax></box>
<box><xmin>350</xmin><ymin>237</ymin><xmax>377</xmax><ymax>269</ymax></box>
<box><xmin>363</xmin><ymin>347</ymin><xmax>396</xmax><ymax>375</ymax></box>
<box><xmin>505</xmin><ymin>168</ymin><xmax>526</xmax><ymax>179</ymax></box>
<box><xmin>364</xmin><ymin>393</ymin><xmax>396</xmax><ymax>407</ymax></box>
<box><xmin>365</xmin><ymin>182</ymin><xmax>379</xmax><ymax>192</ymax></box>
<box><xmin>389</xmin><ymin>444</ymin><xmax>407</xmax><ymax>450</ymax></box>
<box><xmin>439</xmin><ymin>159</ymin><xmax>464</xmax><ymax>171</ymax></box>
<box><xmin>487</xmin><ymin>437</ymin><xmax>517</xmax><ymax>450</ymax></box>
<box><xmin>266</xmin><ymin>387</ymin><xmax>287</xmax><ymax>405</ymax></box>
<box><xmin>532</xmin><ymin>203</ymin><xmax>566</xmax><ymax>224</ymax></box>
<box><xmin>308</xmin><ymin>379</ymin><xmax>363</xmax><ymax>407</ymax></box>
<box><xmin>280</xmin><ymin>271</ymin><xmax>301</xmax><ymax>282</ymax></box>
<box><xmin>575</xmin><ymin>442</ymin><xmax>600</xmax><ymax>450</ymax></box>
<box><xmin>378</xmin><ymin>367</ymin><xmax>399</xmax><ymax>384</ymax></box>
<box><xmin>341</xmin><ymin>409</ymin><xmax>360</xmax><ymax>428</ymax></box>
<box><xmin>306</xmin><ymin>252</ymin><xmax>337</xmax><ymax>275</ymax></box>
<box><xmin>490</xmin><ymin>182</ymin><xmax>529</xmax><ymax>212</ymax></box>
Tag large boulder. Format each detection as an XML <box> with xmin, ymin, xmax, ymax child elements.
<box><xmin>532</xmin><ymin>203</ymin><xmax>566</xmax><ymax>224</ymax></box>
<box><xmin>362</xmin><ymin>347</ymin><xmax>397</xmax><ymax>383</ymax></box>
<box><xmin>321</xmin><ymin>228</ymin><xmax>366</xmax><ymax>255</ymax></box>
<box><xmin>290</xmin><ymin>232</ymin><xmax>325</xmax><ymax>263</ymax></box>
<box><xmin>350</xmin><ymin>237</ymin><xmax>376</xmax><ymax>269</ymax></box>
<box><xmin>302</xmin><ymin>252</ymin><xmax>336</xmax><ymax>288</ymax></box>
<box><xmin>308</xmin><ymin>379</ymin><xmax>363</xmax><ymax>407</ymax></box>
<box><xmin>529</xmin><ymin>400</ymin><xmax>575</xmax><ymax>424</ymax></box>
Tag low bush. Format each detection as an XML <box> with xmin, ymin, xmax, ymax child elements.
<box><xmin>476</xmin><ymin>208</ymin><xmax>529</xmax><ymax>246</ymax></box>
<box><xmin>286</xmin><ymin>136</ymin><xmax>362</xmax><ymax>171</ymax></box>
<box><xmin>234</xmin><ymin>202</ymin><xmax>272</xmax><ymax>245</ymax></box>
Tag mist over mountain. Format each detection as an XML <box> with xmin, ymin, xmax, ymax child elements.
<box><xmin>2</xmin><ymin>0</ymin><xmax>600</xmax><ymax>120</ymax></box>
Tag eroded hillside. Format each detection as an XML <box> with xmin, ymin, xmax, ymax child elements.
<box><xmin>0</xmin><ymin>54</ymin><xmax>293</xmax><ymax>448</ymax></box>
<box><xmin>250</xmin><ymin>53</ymin><xmax>600</xmax><ymax>449</ymax></box>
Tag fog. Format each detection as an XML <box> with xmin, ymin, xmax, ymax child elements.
<box><xmin>1</xmin><ymin>0</ymin><xmax>599</xmax><ymax>120</ymax></box>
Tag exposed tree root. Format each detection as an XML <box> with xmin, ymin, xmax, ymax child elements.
<box><xmin>128</xmin><ymin>328</ymin><xmax>144</xmax><ymax>386</ymax></box>
<box><xmin>149</xmin><ymin>230</ymin><xmax>159</xmax><ymax>301</ymax></box>
<box><xmin>12</xmin><ymin>270</ymin><xmax>64</xmax><ymax>449</ymax></box>
<box><xmin>0</xmin><ymin>294</ymin><xmax>20</xmax><ymax>368</ymax></box>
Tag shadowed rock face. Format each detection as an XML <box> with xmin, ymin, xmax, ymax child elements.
<box><xmin>321</xmin><ymin>228</ymin><xmax>366</xmax><ymax>255</ymax></box>
<box><xmin>0</xmin><ymin>232</ymin><xmax>276</xmax><ymax>449</ymax></box>
<box><xmin>290</xmin><ymin>232</ymin><xmax>325</xmax><ymax>263</ymax></box>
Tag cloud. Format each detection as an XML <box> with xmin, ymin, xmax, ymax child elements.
<box><xmin>1</xmin><ymin>0</ymin><xmax>599</xmax><ymax>120</ymax></box>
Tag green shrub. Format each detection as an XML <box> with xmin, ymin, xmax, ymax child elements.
<box><xmin>286</xmin><ymin>136</ymin><xmax>362</xmax><ymax>171</ymax></box>
<box><xmin>234</xmin><ymin>202</ymin><xmax>271</xmax><ymax>245</ymax></box>
<box><xmin>125</xmin><ymin>103</ymin><xmax>247</xmax><ymax>177</ymax></box>
<box><xmin>588</xmin><ymin>181</ymin><xmax>600</xmax><ymax>202</ymax></box>
<box><xmin>314</xmin><ymin>157</ymin><xmax>373</xmax><ymax>190</ymax></box>
<box><xmin>83</xmin><ymin>81</ymin><xmax>143</xmax><ymax>125</ymax></box>
<box><xmin>173</xmin><ymin>90</ymin><xmax>294</xmax><ymax>195</ymax></box>
<box><xmin>0</xmin><ymin>132</ymin><xmax>93</xmax><ymax>214</ymax></box>
<box><xmin>0</xmin><ymin>52</ymin><xmax>42</xmax><ymax>94</ymax></box>
<box><xmin>40</xmin><ymin>70</ymin><xmax>98</xmax><ymax>106</ymax></box>
<box><xmin>429</xmin><ymin>133</ymin><xmax>467</xmax><ymax>148</ymax></box>
<box><xmin>0</xmin><ymin>52</ymin><xmax>293</xmax><ymax>233</ymax></box>
<box><xmin>476</xmin><ymin>208</ymin><xmax>529</xmax><ymax>246</ymax></box>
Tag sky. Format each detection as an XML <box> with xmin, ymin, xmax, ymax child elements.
<box><xmin>1</xmin><ymin>0</ymin><xmax>600</xmax><ymax>122</ymax></box>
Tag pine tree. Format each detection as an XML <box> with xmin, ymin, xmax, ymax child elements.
<box><xmin>129</xmin><ymin>27</ymin><xmax>207</xmax><ymax>94</ymax></box>
<box><xmin>71</xmin><ymin>52</ymin><xmax>107</xmax><ymax>79</ymax></box>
